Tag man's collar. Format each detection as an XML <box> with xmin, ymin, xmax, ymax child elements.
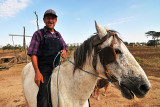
<box><xmin>44</xmin><ymin>26</ymin><xmax>57</xmax><ymax>33</ymax></box>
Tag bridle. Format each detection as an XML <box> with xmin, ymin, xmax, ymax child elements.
<box><xmin>93</xmin><ymin>30</ymin><xmax>118</xmax><ymax>82</ymax></box>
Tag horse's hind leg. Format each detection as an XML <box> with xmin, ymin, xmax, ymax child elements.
<box><xmin>94</xmin><ymin>87</ymin><xmax>97</xmax><ymax>96</ymax></box>
<box><xmin>103</xmin><ymin>82</ymin><xmax>109</xmax><ymax>96</ymax></box>
<box><xmin>103</xmin><ymin>86</ymin><xmax>107</xmax><ymax>96</ymax></box>
<box><xmin>97</xmin><ymin>88</ymin><xmax>100</xmax><ymax>100</ymax></box>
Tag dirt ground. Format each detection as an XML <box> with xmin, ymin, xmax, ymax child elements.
<box><xmin>0</xmin><ymin>63</ymin><xmax>160</xmax><ymax>107</ymax></box>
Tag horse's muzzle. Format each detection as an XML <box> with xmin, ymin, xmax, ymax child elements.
<box><xmin>119</xmin><ymin>77</ymin><xmax>151</xmax><ymax>99</ymax></box>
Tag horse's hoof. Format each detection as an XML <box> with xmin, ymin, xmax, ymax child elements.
<box><xmin>102</xmin><ymin>93</ymin><xmax>106</xmax><ymax>96</ymax></box>
<box><xmin>97</xmin><ymin>97</ymin><xmax>100</xmax><ymax>100</ymax></box>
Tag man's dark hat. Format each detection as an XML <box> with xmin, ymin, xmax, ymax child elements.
<box><xmin>44</xmin><ymin>9</ymin><xmax>57</xmax><ymax>18</ymax></box>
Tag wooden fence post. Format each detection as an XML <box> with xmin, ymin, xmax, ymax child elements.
<box><xmin>23</xmin><ymin>26</ymin><xmax>27</xmax><ymax>63</ymax></box>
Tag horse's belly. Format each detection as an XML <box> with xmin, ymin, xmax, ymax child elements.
<box><xmin>21</xmin><ymin>63</ymin><xmax>38</xmax><ymax>107</ymax></box>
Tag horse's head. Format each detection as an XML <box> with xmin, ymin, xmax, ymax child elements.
<box><xmin>94</xmin><ymin>21</ymin><xmax>151</xmax><ymax>99</ymax></box>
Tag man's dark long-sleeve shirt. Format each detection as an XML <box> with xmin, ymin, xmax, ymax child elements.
<box><xmin>27</xmin><ymin>27</ymin><xmax>68</xmax><ymax>56</ymax></box>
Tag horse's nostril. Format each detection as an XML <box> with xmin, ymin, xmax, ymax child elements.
<box><xmin>139</xmin><ymin>84</ymin><xmax>150</xmax><ymax>93</ymax></box>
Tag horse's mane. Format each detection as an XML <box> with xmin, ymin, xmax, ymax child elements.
<box><xmin>73</xmin><ymin>30</ymin><xmax>121</xmax><ymax>72</ymax></box>
<box><xmin>73</xmin><ymin>35</ymin><xmax>95</xmax><ymax>72</ymax></box>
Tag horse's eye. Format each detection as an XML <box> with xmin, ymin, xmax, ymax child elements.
<box><xmin>115</xmin><ymin>49</ymin><xmax>122</xmax><ymax>54</ymax></box>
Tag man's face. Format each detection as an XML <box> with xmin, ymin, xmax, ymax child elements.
<box><xmin>43</xmin><ymin>15</ymin><xmax>57</xmax><ymax>30</ymax></box>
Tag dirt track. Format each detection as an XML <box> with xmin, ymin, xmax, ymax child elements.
<box><xmin>0</xmin><ymin>63</ymin><xmax>160</xmax><ymax>107</ymax></box>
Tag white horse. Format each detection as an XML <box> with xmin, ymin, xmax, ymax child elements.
<box><xmin>21</xmin><ymin>21</ymin><xmax>151</xmax><ymax>107</ymax></box>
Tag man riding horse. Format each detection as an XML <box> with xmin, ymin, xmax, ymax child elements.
<box><xmin>23</xmin><ymin>16</ymin><xmax>151</xmax><ymax>107</ymax></box>
<box><xmin>27</xmin><ymin>9</ymin><xmax>67</xmax><ymax>107</ymax></box>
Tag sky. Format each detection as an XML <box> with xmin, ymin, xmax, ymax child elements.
<box><xmin>0</xmin><ymin>0</ymin><xmax>160</xmax><ymax>47</ymax></box>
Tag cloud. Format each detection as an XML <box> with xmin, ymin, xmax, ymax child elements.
<box><xmin>0</xmin><ymin>0</ymin><xmax>30</xmax><ymax>18</ymax></box>
<box><xmin>118</xmin><ymin>16</ymin><xmax>135</xmax><ymax>21</ymax></box>
<box><xmin>106</xmin><ymin>20</ymin><xmax>127</xmax><ymax>26</ymax></box>
<box><xmin>106</xmin><ymin>16</ymin><xmax>135</xmax><ymax>26</ymax></box>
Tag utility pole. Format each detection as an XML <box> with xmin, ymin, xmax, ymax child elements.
<box><xmin>34</xmin><ymin>11</ymin><xmax>39</xmax><ymax>30</ymax></box>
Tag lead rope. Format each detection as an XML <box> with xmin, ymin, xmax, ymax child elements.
<box><xmin>56</xmin><ymin>53</ymin><xmax>62</xmax><ymax>107</ymax></box>
<box><xmin>47</xmin><ymin>52</ymin><xmax>62</xmax><ymax>107</ymax></box>
<box><xmin>63</xmin><ymin>57</ymin><xmax>113</xmax><ymax>82</ymax></box>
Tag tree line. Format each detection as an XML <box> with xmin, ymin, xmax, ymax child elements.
<box><xmin>2</xmin><ymin>44</ymin><xmax>23</xmax><ymax>50</ymax></box>
<box><xmin>1</xmin><ymin>31</ymin><xmax>160</xmax><ymax>50</ymax></box>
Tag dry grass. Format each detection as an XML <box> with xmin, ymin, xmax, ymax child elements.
<box><xmin>0</xmin><ymin>49</ymin><xmax>22</xmax><ymax>57</ymax></box>
<box><xmin>128</xmin><ymin>46</ymin><xmax>160</xmax><ymax>77</ymax></box>
<box><xmin>1</xmin><ymin>46</ymin><xmax>159</xmax><ymax>77</ymax></box>
<box><xmin>0</xmin><ymin>46</ymin><xmax>160</xmax><ymax>106</ymax></box>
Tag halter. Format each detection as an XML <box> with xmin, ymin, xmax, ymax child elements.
<box><xmin>93</xmin><ymin>30</ymin><xmax>118</xmax><ymax>82</ymax></box>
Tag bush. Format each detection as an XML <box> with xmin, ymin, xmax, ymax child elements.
<box><xmin>2</xmin><ymin>44</ymin><xmax>22</xmax><ymax>50</ymax></box>
<box><xmin>135</xmin><ymin>57</ymin><xmax>144</xmax><ymax>63</ymax></box>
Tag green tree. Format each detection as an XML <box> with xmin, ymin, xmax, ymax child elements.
<box><xmin>2</xmin><ymin>44</ymin><xmax>22</xmax><ymax>50</ymax></box>
<box><xmin>147</xmin><ymin>40</ymin><xmax>155</xmax><ymax>46</ymax></box>
<box><xmin>2</xmin><ymin>44</ymin><xmax>13</xmax><ymax>50</ymax></box>
<box><xmin>123</xmin><ymin>41</ymin><xmax>128</xmax><ymax>45</ymax></box>
<box><xmin>145</xmin><ymin>31</ymin><xmax>157</xmax><ymax>47</ymax></box>
<box><xmin>155</xmin><ymin>32</ymin><xmax>160</xmax><ymax>46</ymax></box>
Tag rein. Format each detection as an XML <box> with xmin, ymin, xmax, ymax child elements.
<box><xmin>47</xmin><ymin>52</ymin><xmax>62</xmax><ymax>107</ymax></box>
<box><xmin>63</xmin><ymin>57</ymin><xmax>113</xmax><ymax>82</ymax></box>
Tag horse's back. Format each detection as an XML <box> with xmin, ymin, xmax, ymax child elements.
<box><xmin>21</xmin><ymin>62</ymin><xmax>38</xmax><ymax>107</ymax></box>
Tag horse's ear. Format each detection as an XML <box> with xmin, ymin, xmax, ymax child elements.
<box><xmin>95</xmin><ymin>21</ymin><xmax>107</xmax><ymax>39</ymax></box>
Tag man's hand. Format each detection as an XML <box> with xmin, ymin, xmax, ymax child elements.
<box><xmin>31</xmin><ymin>55</ymin><xmax>44</xmax><ymax>87</ymax></box>
<box><xmin>60</xmin><ymin>50</ymin><xmax>66</xmax><ymax>58</ymax></box>
<box><xmin>35</xmin><ymin>70</ymin><xmax>44</xmax><ymax>87</ymax></box>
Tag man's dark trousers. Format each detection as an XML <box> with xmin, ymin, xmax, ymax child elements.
<box><xmin>37</xmin><ymin>65</ymin><xmax>53</xmax><ymax>107</ymax></box>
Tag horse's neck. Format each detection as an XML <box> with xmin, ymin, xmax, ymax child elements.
<box><xmin>72</xmin><ymin>63</ymin><xmax>98</xmax><ymax>99</ymax></box>
<box><xmin>59</xmin><ymin>54</ymin><xmax>98</xmax><ymax>105</ymax></box>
